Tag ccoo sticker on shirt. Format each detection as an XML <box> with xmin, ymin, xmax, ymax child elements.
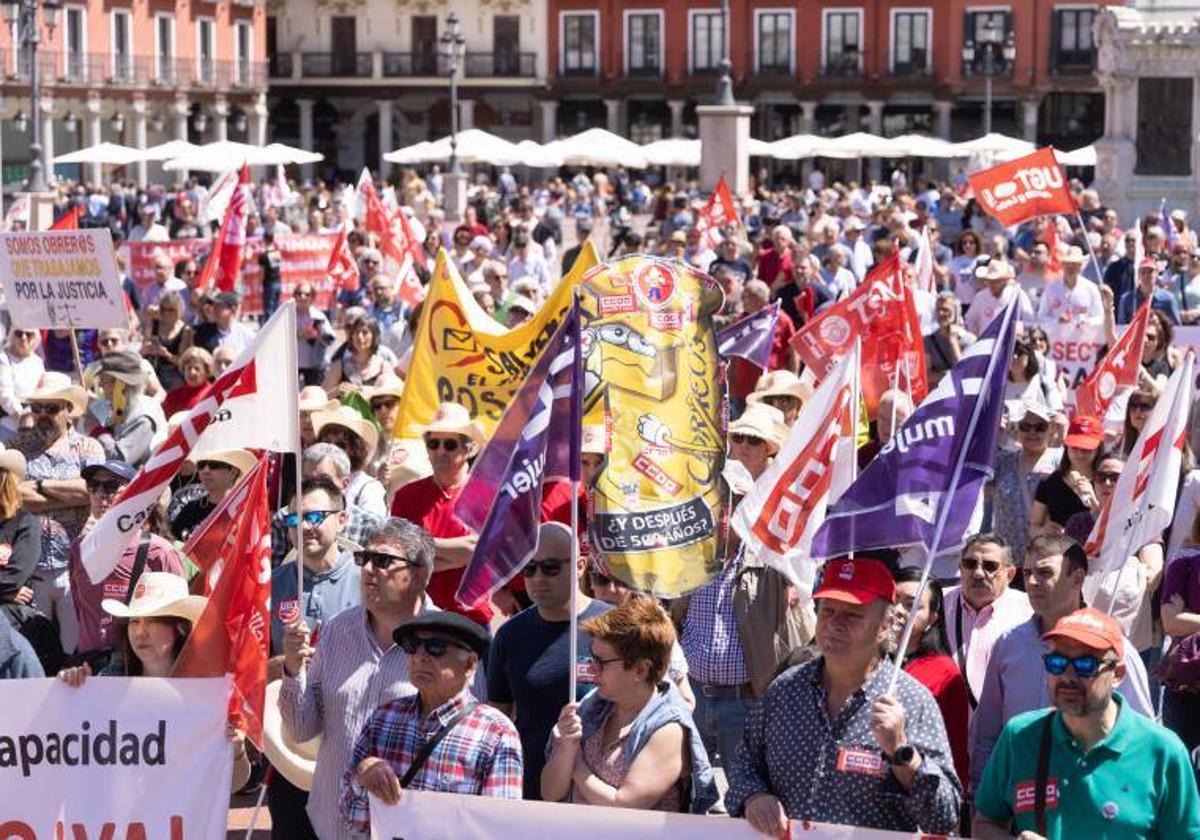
<box><xmin>835</xmin><ymin>746</ymin><xmax>885</xmax><ymax>778</ymax></box>
<box><xmin>1014</xmin><ymin>778</ymin><xmax>1059</xmax><ymax>813</ymax></box>
<box><xmin>277</xmin><ymin>598</ymin><xmax>301</xmax><ymax>624</ymax></box>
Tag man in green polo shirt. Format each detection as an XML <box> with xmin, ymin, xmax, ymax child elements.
<box><xmin>973</xmin><ymin>607</ymin><xmax>1200</xmax><ymax>839</ymax></box>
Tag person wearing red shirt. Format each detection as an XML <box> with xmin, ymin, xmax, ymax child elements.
<box><xmin>389</xmin><ymin>403</ymin><xmax>487</xmax><ymax>625</ymax></box>
<box><xmin>729</xmin><ymin>280</ymin><xmax>799</xmax><ymax>409</ymax></box>
<box><xmin>894</xmin><ymin>569</ymin><xmax>969</xmax><ymax>791</ymax></box>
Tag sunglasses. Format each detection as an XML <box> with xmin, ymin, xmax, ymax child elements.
<box><xmin>521</xmin><ymin>559</ymin><xmax>567</xmax><ymax>578</ymax></box>
<box><xmin>361</xmin><ymin>259</ymin><xmax>380</xmax><ymax>266</ymax></box>
<box><xmin>961</xmin><ymin>556</ymin><xmax>1002</xmax><ymax>575</ymax></box>
<box><xmin>730</xmin><ymin>433</ymin><xmax>766</xmax><ymax>447</ymax></box>
<box><xmin>284</xmin><ymin>509</ymin><xmax>339</xmax><ymax>528</ymax></box>
<box><xmin>398</xmin><ymin>635</ymin><xmax>468</xmax><ymax>658</ymax></box>
<box><xmin>13</xmin><ymin>331</ymin><xmax>35</xmax><ymax>339</ymax></box>
<box><xmin>1095</xmin><ymin>470</ymin><xmax>1122</xmax><ymax>484</ymax></box>
<box><xmin>1042</xmin><ymin>652</ymin><xmax>1117</xmax><ymax>678</ymax></box>
<box><xmin>86</xmin><ymin>479</ymin><xmax>124</xmax><ymax>494</ymax></box>
<box><xmin>1129</xmin><ymin>400</ymin><xmax>1154</xmax><ymax>412</ymax></box>
<box><xmin>1018</xmin><ymin>421</ymin><xmax>1049</xmax><ymax>433</ymax></box>
<box><xmin>29</xmin><ymin>403</ymin><xmax>65</xmax><ymax>415</ymax></box>
<box><xmin>353</xmin><ymin>549</ymin><xmax>417</xmax><ymax>571</ymax></box>
<box><xmin>425</xmin><ymin>437</ymin><xmax>461</xmax><ymax>452</ymax></box>
<box><xmin>197</xmin><ymin>460</ymin><xmax>234</xmax><ymax>471</ymax></box>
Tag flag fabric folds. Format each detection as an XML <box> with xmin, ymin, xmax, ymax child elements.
<box><xmin>1086</xmin><ymin>351</ymin><xmax>1194</xmax><ymax>574</ymax></box>
<box><xmin>1161</xmin><ymin>198</ymin><xmax>1180</xmax><ymax>249</ymax></box>
<box><xmin>695</xmin><ymin>175</ymin><xmax>739</xmax><ymax>250</ymax></box>
<box><xmin>326</xmin><ymin>228</ymin><xmax>360</xmax><ymax>294</ymax></box>
<box><xmin>172</xmin><ymin>454</ymin><xmax>272</xmax><ymax>749</ymax></box>
<box><xmin>717</xmin><ymin>301</ymin><xmax>780</xmax><ymax>370</ymax></box>
<box><xmin>453</xmin><ymin>304</ymin><xmax>581</xmax><ymax>607</ymax></box>
<box><xmin>811</xmin><ymin>296</ymin><xmax>1019</xmax><ymax>560</ymax></box>
<box><xmin>732</xmin><ymin>343</ymin><xmax>859</xmax><ymax>594</ymax></box>
<box><xmin>1074</xmin><ymin>299</ymin><xmax>1151</xmax><ymax>419</ymax></box>
<box><xmin>197</xmin><ymin>163</ymin><xmax>250</xmax><ymax>292</ymax></box>
<box><xmin>79</xmin><ymin>302</ymin><xmax>299</xmax><ymax>583</ymax></box>
<box><xmin>967</xmin><ymin>148</ymin><xmax>1076</xmax><ymax>227</ymax></box>
<box><xmin>50</xmin><ymin>204</ymin><xmax>84</xmax><ymax>231</ymax></box>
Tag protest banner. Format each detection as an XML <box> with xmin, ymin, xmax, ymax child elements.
<box><xmin>0</xmin><ymin>228</ymin><xmax>127</xmax><ymax>329</ymax></box>
<box><xmin>580</xmin><ymin>255</ymin><xmax>727</xmax><ymax>598</ymax></box>
<box><xmin>968</xmin><ymin>147</ymin><xmax>1076</xmax><ymax>226</ymax></box>
<box><xmin>0</xmin><ymin>676</ymin><xmax>233</xmax><ymax>839</ymax></box>
<box><xmin>1042</xmin><ymin>319</ymin><xmax>1106</xmax><ymax>393</ymax></box>
<box><xmin>393</xmin><ymin>242</ymin><xmax>598</xmax><ymax>441</ymax></box>
<box><xmin>371</xmin><ymin>790</ymin><xmax>924</xmax><ymax>840</ymax></box>
<box><xmin>125</xmin><ymin>232</ymin><xmax>340</xmax><ymax>313</ymax></box>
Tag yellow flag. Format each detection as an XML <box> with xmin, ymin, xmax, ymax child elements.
<box><xmin>393</xmin><ymin>242</ymin><xmax>599</xmax><ymax>440</ymax></box>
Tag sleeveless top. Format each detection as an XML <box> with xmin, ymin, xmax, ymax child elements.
<box><xmin>579</xmin><ymin>704</ymin><xmax>685</xmax><ymax>812</ymax></box>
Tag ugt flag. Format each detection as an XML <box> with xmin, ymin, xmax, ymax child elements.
<box><xmin>453</xmin><ymin>304</ymin><xmax>581</xmax><ymax>607</ymax></box>
<box><xmin>811</xmin><ymin>296</ymin><xmax>1019</xmax><ymax>559</ymax></box>
<box><xmin>717</xmin><ymin>301</ymin><xmax>780</xmax><ymax>370</ymax></box>
<box><xmin>695</xmin><ymin>174</ymin><xmax>739</xmax><ymax>250</ymax></box>
<box><xmin>967</xmin><ymin>148</ymin><xmax>1075</xmax><ymax>227</ymax></box>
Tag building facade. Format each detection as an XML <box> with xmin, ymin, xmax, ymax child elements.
<box><xmin>265</xmin><ymin>0</ymin><xmax>549</xmax><ymax>179</ymax></box>
<box><xmin>546</xmin><ymin>1</ymin><xmax>1112</xmax><ymax>155</ymax></box>
<box><xmin>0</xmin><ymin>0</ymin><xmax>267</xmax><ymax>188</ymax></box>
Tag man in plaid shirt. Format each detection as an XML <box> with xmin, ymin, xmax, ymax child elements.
<box><xmin>340</xmin><ymin>612</ymin><xmax>522</xmax><ymax>833</ymax></box>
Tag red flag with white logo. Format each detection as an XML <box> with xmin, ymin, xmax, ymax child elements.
<box><xmin>326</xmin><ymin>228</ymin><xmax>360</xmax><ymax>293</ymax></box>
<box><xmin>967</xmin><ymin>148</ymin><xmax>1076</xmax><ymax>227</ymax></box>
<box><xmin>79</xmin><ymin>302</ymin><xmax>299</xmax><ymax>583</ymax></box>
<box><xmin>1085</xmin><ymin>351</ymin><xmax>1194</xmax><ymax>573</ymax></box>
<box><xmin>196</xmin><ymin>163</ymin><xmax>250</xmax><ymax>292</ymax></box>
<box><xmin>695</xmin><ymin>175</ymin><xmax>739</xmax><ymax>250</ymax></box>
<box><xmin>1074</xmin><ymin>299</ymin><xmax>1151</xmax><ymax>418</ymax></box>
<box><xmin>172</xmin><ymin>455</ymin><xmax>272</xmax><ymax>749</ymax></box>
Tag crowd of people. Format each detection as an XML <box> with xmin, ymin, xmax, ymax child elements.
<box><xmin>1</xmin><ymin>160</ymin><xmax>1199</xmax><ymax>839</ymax></box>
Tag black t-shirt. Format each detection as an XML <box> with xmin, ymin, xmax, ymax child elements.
<box><xmin>258</xmin><ymin>247</ymin><xmax>283</xmax><ymax>288</ymax></box>
<box><xmin>486</xmin><ymin>599</ymin><xmax>610</xmax><ymax>799</ymax></box>
<box><xmin>170</xmin><ymin>497</ymin><xmax>215</xmax><ymax>542</ymax></box>
<box><xmin>1034</xmin><ymin>471</ymin><xmax>1088</xmax><ymax>526</ymax></box>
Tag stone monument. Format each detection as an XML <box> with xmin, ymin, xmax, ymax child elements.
<box><xmin>697</xmin><ymin>34</ymin><xmax>754</xmax><ymax>196</ymax></box>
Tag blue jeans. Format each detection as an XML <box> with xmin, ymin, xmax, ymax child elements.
<box><xmin>689</xmin><ymin>677</ymin><xmax>757</xmax><ymax>770</ymax></box>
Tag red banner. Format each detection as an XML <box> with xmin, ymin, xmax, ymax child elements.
<box><xmin>791</xmin><ymin>252</ymin><xmax>927</xmax><ymax>418</ymax></box>
<box><xmin>125</xmin><ymin>233</ymin><xmax>340</xmax><ymax>314</ymax></box>
<box><xmin>696</xmin><ymin>175</ymin><xmax>739</xmax><ymax>250</ymax></box>
<box><xmin>1075</xmin><ymin>299</ymin><xmax>1152</xmax><ymax>418</ymax></box>
<box><xmin>967</xmin><ymin>148</ymin><xmax>1076</xmax><ymax>226</ymax></box>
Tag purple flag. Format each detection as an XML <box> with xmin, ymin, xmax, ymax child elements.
<box><xmin>717</xmin><ymin>301</ymin><xmax>780</xmax><ymax>370</ymax></box>
<box><xmin>810</xmin><ymin>294</ymin><xmax>1018</xmax><ymax>559</ymax></box>
<box><xmin>1161</xmin><ymin>198</ymin><xmax>1179</xmax><ymax>249</ymax></box>
<box><xmin>453</xmin><ymin>304</ymin><xmax>581</xmax><ymax>607</ymax></box>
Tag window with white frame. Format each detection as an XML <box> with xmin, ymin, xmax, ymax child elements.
<box><xmin>155</xmin><ymin>15</ymin><xmax>175</xmax><ymax>83</ymax></box>
<box><xmin>824</xmin><ymin>10</ymin><xmax>862</xmax><ymax>75</ymax></box>
<box><xmin>963</xmin><ymin>9</ymin><xmax>1012</xmax><ymax>74</ymax></box>
<box><xmin>626</xmin><ymin>12</ymin><xmax>661</xmax><ymax>76</ymax></box>
<box><xmin>236</xmin><ymin>22</ymin><xmax>253</xmax><ymax>86</ymax></box>
<box><xmin>562</xmin><ymin>13</ymin><xmax>597</xmax><ymax>76</ymax></box>
<box><xmin>1053</xmin><ymin>7</ymin><xmax>1096</xmax><ymax>71</ymax></box>
<box><xmin>691</xmin><ymin>11</ymin><xmax>723</xmax><ymax>75</ymax></box>
<box><xmin>64</xmin><ymin>6</ymin><xmax>85</xmax><ymax>80</ymax></box>
<box><xmin>893</xmin><ymin>10</ymin><xmax>930</xmax><ymax>75</ymax></box>
<box><xmin>197</xmin><ymin>18</ymin><xmax>215</xmax><ymax>84</ymax></box>
<box><xmin>111</xmin><ymin>10</ymin><xmax>131</xmax><ymax>81</ymax></box>
<box><xmin>757</xmin><ymin>11</ymin><xmax>792</xmax><ymax>74</ymax></box>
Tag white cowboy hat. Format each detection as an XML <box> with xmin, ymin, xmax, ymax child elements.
<box><xmin>419</xmin><ymin>402</ymin><xmax>484</xmax><ymax>448</ymax></box>
<box><xmin>312</xmin><ymin>404</ymin><xmax>381</xmax><ymax>457</ymax></box>
<box><xmin>101</xmin><ymin>571</ymin><xmax>207</xmax><ymax>623</ymax></box>
<box><xmin>25</xmin><ymin>371</ymin><xmax>90</xmax><ymax>417</ymax></box>
<box><xmin>747</xmin><ymin>370</ymin><xmax>813</xmax><ymax>406</ymax></box>
<box><xmin>383</xmin><ymin>438</ymin><xmax>433</xmax><ymax>492</ymax></box>
<box><xmin>363</xmin><ymin>381</ymin><xmax>405</xmax><ymax>405</ymax></box>
<box><xmin>262</xmin><ymin>680</ymin><xmax>320</xmax><ymax>792</ymax></box>
<box><xmin>727</xmin><ymin>403</ymin><xmax>787</xmax><ymax>455</ymax></box>
<box><xmin>298</xmin><ymin>385</ymin><xmax>334</xmax><ymax>413</ymax></box>
<box><xmin>1060</xmin><ymin>246</ymin><xmax>1087</xmax><ymax>265</ymax></box>
<box><xmin>187</xmin><ymin>448</ymin><xmax>258</xmax><ymax>476</ymax></box>
<box><xmin>975</xmin><ymin>260</ymin><xmax>1015</xmax><ymax>282</ymax></box>
<box><xmin>581</xmin><ymin>425</ymin><xmax>607</xmax><ymax>456</ymax></box>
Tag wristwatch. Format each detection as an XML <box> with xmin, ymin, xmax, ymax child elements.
<box><xmin>885</xmin><ymin>744</ymin><xmax>916</xmax><ymax>766</ymax></box>
<box><xmin>35</xmin><ymin>479</ymin><xmax>45</xmax><ymax>497</ymax></box>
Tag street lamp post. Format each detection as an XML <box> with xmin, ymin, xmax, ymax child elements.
<box><xmin>714</xmin><ymin>0</ymin><xmax>734</xmax><ymax>106</ymax></box>
<box><xmin>962</xmin><ymin>20</ymin><xmax>1016</xmax><ymax>135</ymax></box>
<box><xmin>4</xmin><ymin>0</ymin><xmax>60</xmax><ymax>193</ymax></box>
<box><xmin>440</xmin><ymin>12</ymin><xmax>466</xmax><ymax>175</ymax></box>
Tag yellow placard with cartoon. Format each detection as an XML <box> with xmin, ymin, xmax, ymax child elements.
<box><xmin>581</xmin><ymin>255</ymin><xmax>727</xmax><ymax>598</ymax></box>
<box><xmin>394</xmin><ymin>242</ymin><xmax>598</xmax><ymax>440</ymax></box>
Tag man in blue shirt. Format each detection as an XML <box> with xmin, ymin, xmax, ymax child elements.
<box><xmin>1118</xmin><ymin>258</ymin><xmax>1183</xmax><ymax>324</ymax></box>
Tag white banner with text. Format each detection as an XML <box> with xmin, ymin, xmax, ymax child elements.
<box><xmin>0</xmin><ymin>676</ymin><xmax>233</xmax><ymax>840</ymax></box>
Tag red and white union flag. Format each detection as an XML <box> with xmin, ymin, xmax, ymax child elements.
<box><xmin>79</xmin><ymin>302</ymin><xmax>299</xmax><ymax>583</ymax></box>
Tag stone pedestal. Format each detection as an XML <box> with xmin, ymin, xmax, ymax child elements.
<box><xmin>442</xmin><ymin>170</ymin><xmax>469</xmax><ymax>223</ymax></box>
<box><xmin>20</xmin><ymin>191</ymin><xmax>57</xmax><ymax>231</ymax></box>
<box><xmin>696</xmin><ymin>104</ymin><xmax>754</xmax><ymax>196</ymax></box>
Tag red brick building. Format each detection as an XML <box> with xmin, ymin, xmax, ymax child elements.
<box><xmin>545</xmin><ymin>1</ymin><xmax>1111</xmax><ymax>151</ymax></box>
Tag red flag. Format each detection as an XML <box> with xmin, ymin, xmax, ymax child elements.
<box><xmin>196</xmin><ymin>163</ymin><xmax>250</xmax><ymax>293</ymax></box>
<box><xmin>326</xmin><ymin>228</ymin><xmax>360</xmax><ymax>293</ymax></box>
<box><xmin>172</xmin><ymin>455</ymin><xmax>272</xmax><ymax>749</ymax></box>
<box><xmin>791</xmin><ymin>252</ymin><xmax>927</xmax><ymax>417</ymax></box>
<box><xmin>1074</xmin><ymin>299</ymin><xmax>1152</xmax><ymax>418</ymax></box>
<box><xmin>1041</xmin><ymin>221</ymin><xmax>1062</xmax><ymax>276</ymax></box>
<box><xmin>968</xmin><ymin>148</ymin><xmax>1076</xmax><ymax>227</ymax></box>
<box><xmin>695</xmin><ymin>175</ymin><xmax>739</xmax><ymax>250</ymax></box>
<box><xmin>395</xmin><ymin>255</ymin><xmax>426</xmax><ymax>309</ymax></box>
<box><xmin>362</xmin><ymin>179</ymin><xmax>426</xmax><ymax>274</ymax></box>
<box><xmin>50</xmin><ymin>204</ymin><xmax>84</xmax><ymax>231</ymax></box>
<box><xmin>392</xmin><ymin>205</ymin><xmax>428</xmax><ymax>271</ymax></box>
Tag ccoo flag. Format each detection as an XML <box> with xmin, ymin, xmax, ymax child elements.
<box><xmin>717</xmin><ymin>301</ymin><xmax>780</xmax><ymax>370</ymax></box>
<box><xmin>811</xmin><ymin>295</ymin><xmax>1019</xmax><ymax>559</ymax></box>
<box><xmin>453</xmin><ymin>302</ymin><xmax>582</xmax><ymax>607</ymax></box>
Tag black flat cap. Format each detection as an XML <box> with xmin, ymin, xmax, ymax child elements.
<box><xmin>100</xmin><ymin>351</ymin><xmax>145</xmax><ymax>385</ymax></box>
<box><xmin>393</xmin><ymin>611</ymin><xmax>491</xmax><ymax>658</ymax></box>
<box><xmin>214</xmin><ymin>291</ymin><xmax>240</xmax><ymax>308</ymax></box>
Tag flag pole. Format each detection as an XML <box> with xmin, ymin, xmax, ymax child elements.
<box><xmin>567</xmin><ymin>289</ymin><xmax>582</xmax><ymax>706</ymax></box>
<box><xmin>888</xmin><ymin>297</ymin><xmax>1018</xmax><ymax>693</ymax></box>
<box><xmin>293</xmin><ymin>364</ymin><xmax>305</xmax><ymax>628</ymax></box>
<box><xmin>888</xmin><ymin>357</ymin><xmax>902</xmax><ymax>436</ymax></box>
<box><xmin>1075</xmin><ymin>211</ymin><xmax>1104</xmax><ymax>284</ymax></box>
<box><xmin>847</xmin><ymin>338</ymin><xmax>862</xmax><ymax>561</ymax></box>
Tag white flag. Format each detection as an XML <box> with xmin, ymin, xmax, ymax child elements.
<box><xmin>731</xmin><ymin>344</ymin><xmax>860</xmax><ymax>594</ymax></box>
<box><xmin>80</xmin><ymin>303</ymin><xmax>299</xmax><ymax>583</ymax></box>
<box><xmin>1086</xmin><ymin>351</ymin><xmax>1194</xmax><ymax>573</ymax></box>
<box><xmin>915</xmin><ymin>224</ymin><xmax>935</xmax><ymax>295</ymax></box>
<box><xmin>204</xmin><ymin>168</ymin><xmax>239</xmax><ymax>224</ymax></box>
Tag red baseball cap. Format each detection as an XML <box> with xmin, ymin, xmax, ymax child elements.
<box><xmin>1042</xmin><ymin>607</ymin><xmax>1123</xmax><ymax>656</ymax></box>
<box><xmin>1063</xmin><ymin>414</ymin><xmax>1104</xmax><ymax>450</ymax></box>
<box><xmin>1138</xmin><ymin>257</ymin><xmax>1159</xmax><ymax>271</ymax></box>
<box><xmin>813</xmin><ymin>558</ymin><xmax>896</xmax><ymax>605</ymax></box>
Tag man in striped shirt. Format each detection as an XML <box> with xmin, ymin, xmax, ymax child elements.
<box><xmin>341</xmin><ymin>612</ymin><xmax>522</xmax><ymax>834</ymax></box>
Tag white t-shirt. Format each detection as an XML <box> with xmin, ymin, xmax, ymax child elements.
<box><xmin>965</xmin><ymin>284</ymin><xmax>1035</xmax><ymax>336</ymax></box>
<box><xmin>1037</xmin><ymin>277</ymin><xmax>1104</xmax><ymax>326</ymax></box>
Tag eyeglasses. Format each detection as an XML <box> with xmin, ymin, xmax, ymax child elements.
<box><xmin>522</xmin><ymin>559</ymin><xmax>567</xmax><ymax>578</ymax></box>
<box><xmin>12</xmin><ymin>331</ymin><xmax>35</xmax><ymax>339</ymax></box>
<box><xmin>1042</xmin><ymin>652</ymin><xmax>1118</xmax><ymax>678</ymax></box>
<box><xmin>588</xmin><ymin>654</ymin><xmax>624</xmax><ymax>671</ymax></box>
<box><xmin>361</xmin><ymin>259</ymin><xmax>380</xmax><ymax>266</ymax></box>
<box><xmin>29</xmin><ymin>403</ymin><xmax>65</xmax><ymax>416</ymax></box>
<box><xmin>398</xmin><ymin>635</ymin><xmax>468</xmax><ymax>658</ymax></box>
<box><xmin>1018</xmin><ymin>421</ymin><xmax>1049</xmax><ymax>433</ymax></box>
<box><xmin>1128</xmin><ymin>400</ymin><xmax>1154</xmax><ymax>412</ymax></box>
<box><xmin>284</xmin><ymin>509</ymin><xmax>339</xmax><ymax>528</ymax></box>
<box><xmin>196</xmin><ymin>460</ymin><xmax>234</xmax><ymax>471</ymax></box>
<box><xmin>730</xmin><ymin>433</ymin><xmax>766</xmax><ymax>447</ymax></box>
<box><xmin>960</xmin><ymin>556</ymin><xmax>1002</xmax><ymax>575</ymax></box>
<box><xmin>86</xmin><ymin>479</ymin><xmax>124</xmax><ymax>494</ymax></box>
<box><xmin>353</xmin><ymin>549</ymin><xmax>417</xmax><ymax>571</ymax></box>
<box><xmin>1095</xmin><ymin>470</ymin><xmax>1122</xmax><ymax>484</ymax></box>
<box><xmin>425</xmin><ymin>437</ymin><xmax>461</xmax><ymax>452</ymax></box>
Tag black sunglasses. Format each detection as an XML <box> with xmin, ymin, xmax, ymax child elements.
<box><xmin>1095</xmin><ymin>470</ymin><xmax>1122</xmax><ymax>484</ymax></box>
<box><xmin>354</xmin><ymin>550</ymin><xmax>418</xmax><ymax>571</ymax></box>
<box><xmin>29</xmin><ymin>403</ymin><xmax>65</xmax><ymax>415</ymax></box>
<box><xmin>425</xmin><ymin>438</ymin><xmax>461</xmax><ymax>452</ymax></box>
<box><xmin>196</xmin><ymin>460</ymin><xmax>233</xmax><ymax>471</ymax></box>
<box><xmin>960</xmin><ymin>556</ymin><xmax>1002</xmax><ymax>575</ymax></box>
<box><xmin>86</xmin><ymin>479</ymin><xmax>124</xmax><ymax>494</ymax></box>
<box><xmin>522</xmin><ymin>559</ymin><xmax>567</xmax><ymax>578</ymax></box>
<box><xmin>1018</xmin><ymin>421</ymin><xmax>1049</xmax><ymax>433</ymax></box>
<box><xmin>398</xmin><ymin>635</ymin><xmax>468</xmax><ymax>658</ymax></box>
<box><xmin>730</xmin><ymin>433</ymin><xmax>766</xmax><ymax>447</ymax></box>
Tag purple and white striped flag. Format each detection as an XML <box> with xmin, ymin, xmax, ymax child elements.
<box><xmin>717</xmin><ymin>301</ymin><xmax>780</xmax><ymax>370</ymax></box>
<box><xmin>453</xmin><ymin>304</ymin><xmax>581</xmax><ymax>607</ymax></box>
<box><xmin>810</xmin><ymin>294</ymin><xmax>1018</xmax><ymax>559</ymax></box>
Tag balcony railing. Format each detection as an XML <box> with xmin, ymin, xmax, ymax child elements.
<box><xmin>626</xmin><ymin>63</ymin><xmax>661</xmax><ymax>78</ymax></box>
<box><xmin>757</xmin><ymin>61</ymin><xmax>792</xmax><ymax>77</ymax></box>
<box><xmin>382</xmin><ymin>52</ymin><xmax>446</xmax><ymax>77</ymax></box>
<box><xmin>821</xmin><ymin>54</ymin><xmax>862</xmax><ymax>76</ymax></box>
<box><xmin>269</xmin><ymin>52</ymin><xmax>293</xmax><ymax>78</ymax></box>
<box><xmin>0</xmin><ymin>49</ymin><xmax>266</xmax><ymax>88</ymax></box>
<box><xmin>463</xmin><ymin>52</ymin><xmax>536</xmax><ymax>78</ymax></box>
<box><xmin>1051</xmin><ymin>49</ymin><xmax>1096</xmax><ymax>74</ymax></box>
<box><xmin>301</xmin><ymin>52</ymin><xmax>373</xmax><ymax>77</ymax></box>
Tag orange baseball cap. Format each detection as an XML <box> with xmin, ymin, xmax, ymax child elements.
<box><xmin>813</xmin><ymin>557</ymin><xmax>896</xmax><ymax>605</ymax></box>
<box><xmin>1042</xmin><ymin>607</ymin><xmax>1123</xmax><ymax>655</ymax></box>
<box><xmin>1063</xmin><ymin>415</ymin><xmax>1104</xmax><ymax>450</ymax></box>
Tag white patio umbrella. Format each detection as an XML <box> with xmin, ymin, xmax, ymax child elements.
<box><xmin>514</xmin><ymin>140</ymin><xmax>563</xmax><ymax>168</ymax></box>
<box><xmin>641</xmin><ymin>138</ymin><xmax>700</xmax><ymax>167</ymax></box>
<box><xmin>747</xmin><ymin>137</ymin><xmax>774</xmax><ymax>157</ymax></box>
<box><xmin>1055</xmin><ymin>145</ymin><xmax>1097</xmax><ymax>167</ymax></box>
<box><xmin>952</xmin><ymin>132</ymin><xmax>1035</xmax><ymax>158</ymax></box>
<box><xmin>162</xmin><ymin>140</ymin><xmax>277</xmax><ymax>171</ymax></box>
<box><xmin>767</xmin><ymin>134</ymin><xmax>852</xmax><ymax>160</ymax></box>
<box><xmin>823</xmin><ymin>132</ymin><xmax>896</xmax><ymax>158</ymax></box>
<box><xmin>544</xmin><ymin>128</ymin><xmax>648</xmax><ymax>168</ymax></box>
<box><xmin>384</xmin><ymin>129</ymin><xmax>523</xmax><ymax>167</ymax></box>
<box><xmin>263</xmin><ymin>143</ymin><xmax>324</xmax><ymax>165</ymax></box>
<box><xmin>385</xmin><ymin>141</ymin><xmax>434</xmax><ymax>166</ymax></box>
<box><xmin>134</xmin><ymin>140</ymin><xmax>203</xmax><ymax>162</ymax></box>
<box><xmin>53</xmin><ymin>142</ymin><xmax>142</xmax><ymax>166</ymax></box>
<box><xmin>888</xmin><ymin>134</ymin><xmax>960</xmax><ymax>159</ymax></box>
